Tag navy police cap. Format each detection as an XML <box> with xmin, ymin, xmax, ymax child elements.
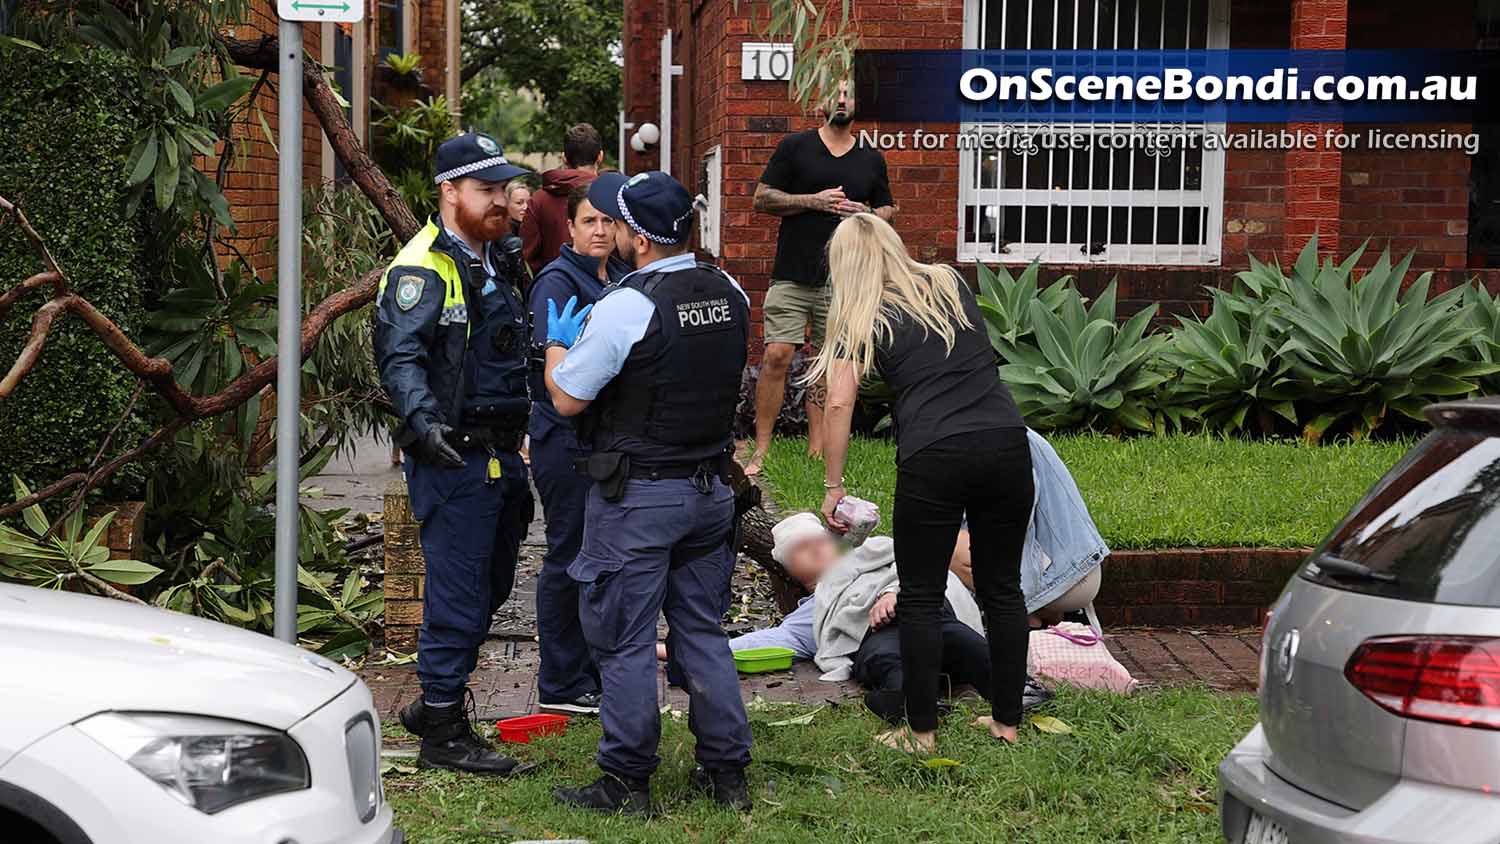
<box><xmin>433</xmin><ymin>133</ymin><xmax>530</xmax><ymax>185</ymax></box>
<box><xmin>588</xmin><ymin>170</ymin><xmax>695</xmax><ymax>246</ymax></box>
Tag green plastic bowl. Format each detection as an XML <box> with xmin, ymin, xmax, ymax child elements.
<box><xmin>733</xmin><ymin>646</ymin><xmax>795</xmax><ymax>674</ymax></box>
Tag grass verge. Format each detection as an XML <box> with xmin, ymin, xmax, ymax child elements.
<box><xmin>761</xmin><ymin>433</ymin><xmax>1407</xmax><ymax>549</ymax></box>
<box><xmin>387</xmin><ymin>687</ymin><xmax>1257</xmax><ymax>843</ymax></box>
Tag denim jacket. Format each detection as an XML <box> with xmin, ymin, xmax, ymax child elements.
<box><xmin>1021</xmin><ymin>429</ymin><xmax>1109</xmax><ymax>614</ymax></box>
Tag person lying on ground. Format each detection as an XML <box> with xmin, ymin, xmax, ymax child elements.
<box><xmin>659</xmin><ymin>512</ymin><xmax>1051</xmax><ymax>724</ymax></box>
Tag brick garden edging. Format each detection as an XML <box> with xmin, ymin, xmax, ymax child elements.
<box><xmin>382</xmin><ymin>479</ymin><xmax>425</xmax><ymax>652</ymax></box>
<box><xmin>1093</xmin><ymin>547</ymin><xmax>1313</xmax><ymax>628</ymax></box>
<box><xmin>378</xmin><ymin>474</ymin><xmax>1314</xmax><ymax>640</ymax></box>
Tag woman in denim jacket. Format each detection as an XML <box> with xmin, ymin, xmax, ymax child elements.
<box><xmin>951</xmin><ymin>430</ymin><xmax>1109</xmax><ymax>631</ymax></box>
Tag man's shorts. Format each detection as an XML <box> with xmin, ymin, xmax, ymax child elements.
<box><xmin>762</xmin><ymin>279</ymin><xmax>830</xmax><ymax>348</ymax></box>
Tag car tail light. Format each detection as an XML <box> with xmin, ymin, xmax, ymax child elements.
<box><xmin>1345</xmin><ymin>636</ymin><xmax>1500</xmax><ymax>730</ymax></box>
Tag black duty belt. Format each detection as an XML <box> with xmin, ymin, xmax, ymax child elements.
<box><xmin>628</xmin><ymin>458</ymin><xmax>723</xmax><ymax>481</ymax></box>
<box><xmin>452</xmin><ymin>426</ymin><xmax>525</xmax><ymax>453</ymax></box>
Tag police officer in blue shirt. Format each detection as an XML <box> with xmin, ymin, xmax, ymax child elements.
<box><xmin>525</xmin><ymin>185</ymin><xmax>631</xmax><ymax>715</ymax></box>
<box><xmin>541</xmin><ymin>171</ymin><xmax>754</xmax><ymax>814</ymax></box>
<box><xmin>375</xmin><ymin>133</ymin><xmax>536</xmax><ymax>776</ymax></box>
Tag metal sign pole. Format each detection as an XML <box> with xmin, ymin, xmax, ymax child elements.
<box><xmin>273</xmin><ymin>19</ymin><xmax>304</xmax><ymax>644</ymax></box>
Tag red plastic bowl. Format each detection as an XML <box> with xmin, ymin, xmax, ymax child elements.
<box><xmin>496</xmin><ymin>713</ymin><xmax>570</xmax><ymax>744</ymax></box>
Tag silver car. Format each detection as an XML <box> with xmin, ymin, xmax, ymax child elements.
<box><xmin>1219</xmin><ymin>399</ymin><xmax>1500</xmax><ymax>844</ymax></box>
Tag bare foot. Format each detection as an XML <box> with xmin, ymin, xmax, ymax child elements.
<box><xmin>875</xmin><ymin>727</ymin><xmax>937</xmax><ymax>755</ymax></box>
<box><xmin>742</xmin><ymin>451</ymin><xmax>767</xmax><ymax>476</ymax></box>
<box><xmin>972</xmin><ymin>716</ymin><xmax>1019</xmax><ymax>744</ymax></box>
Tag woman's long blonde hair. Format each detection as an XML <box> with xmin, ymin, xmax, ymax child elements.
<box><xmin>805</xmin><ymin>213</ymin><xmax>973</xmax><ymax>384</ymax></box>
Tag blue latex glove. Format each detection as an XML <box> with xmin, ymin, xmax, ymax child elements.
<box><xmin>546</xmin><ymin>295</ymin><xmax>594</xmax><ymax>348</ymax></box>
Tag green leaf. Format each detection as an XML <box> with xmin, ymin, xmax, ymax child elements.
<box><xmin>165</xmin><ymin>77</ymin><xmax>195</xmax><ymax>117</ymax></box>
<box><xmin>164</xmin><ymin>45</ymin><xmax>201</xmax><ymax>66</ymax></box>
<box><xmin>79</xmin><ymin>512</ymin><xmax>116</xmax><ymax>556</ymax></box>
<box><xmin>921</xmin><ymin>757</ymin><xmax>963</xmax><ymax>768</ymax></box>
<box><xmin>153</xmin><ymin>138</ymin><xmax>180</xmax><ymax>212</ymax></box>
<box><xmin>198</xmin><ymin>76</ymin><xmax>256</xmax><ymax>112</ymax></box>
<box><xmin>126</xmin><ymin>131</ymin><xmax>159</xmax><ymax>187</ymax></box>
<box><xmin>86</xmin><ymin>559</ymin><xmax>164</xmax><ymax>586</ymax></box>
<box><xmin>1029</xmin><ymin>714</ymin><xmax>1073</xmax><ymax>735</ymax></box>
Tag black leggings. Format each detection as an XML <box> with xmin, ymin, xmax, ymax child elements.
<box><xmin>892</xmin><ymin>427</ymin><xmax>1033</xmax><ymax>731</ymax></box>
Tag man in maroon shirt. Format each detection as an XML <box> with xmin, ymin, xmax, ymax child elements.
<box><xmin>522</xmin><ymin>123</ymin><xmax>605</xmax><ymax>276</ymax></box>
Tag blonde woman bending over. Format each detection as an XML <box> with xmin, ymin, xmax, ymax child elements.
<box><xmin>809</xmin><ymin>213</ymin><xmax>1032</xmax><ymax>751</ymax></box>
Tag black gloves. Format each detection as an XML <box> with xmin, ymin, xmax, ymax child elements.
<box><xmin>412</xmin><ymin>423</ymin><xmax>465</xmax><ymax>468</ymax></box>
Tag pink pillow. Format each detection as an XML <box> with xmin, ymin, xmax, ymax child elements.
<box><xmin>1027</xmin><ymin>622</ymin><xmax>1139</xmax><ymax>694</ymax></box>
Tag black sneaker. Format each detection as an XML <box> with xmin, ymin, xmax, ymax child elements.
<box><xmin>1021</xmin><ymin>675</ymin><xmax>1055</xmax><ymax>712</ymax></box>
<box><xmin>418</xmin><ymin>697</ymin><xmax>529</xmax><ymax>777</ymax></box>
<box><xmin>539</xmin><ymin>691</ymin><xmax>602</xmax><ymax>715</ymax></box>
<box><xmin>553</xmin><ymin>772</ymin><xmax>651</xmax><ymax>815</ymax></box>
<box><xmin>689</xmin><ymin>766</ymin><xmax>752</xmax><ymax>812</ymax></box>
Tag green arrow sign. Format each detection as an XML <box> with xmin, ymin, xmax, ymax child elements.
<box><xmin>279</xmin><ymin>0</ymin><xmax>360</xmax><ymax>20</ymax></box>
<box><xmin>290</xmin><ymin>1</ymin><xmax>351</xmax><ymax>9</ymax></box>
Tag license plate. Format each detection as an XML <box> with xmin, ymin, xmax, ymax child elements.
<box><xmin>1245</xmin><ymin>812</ymin><xmax>1289</xmax><ymax>844</ymax></box>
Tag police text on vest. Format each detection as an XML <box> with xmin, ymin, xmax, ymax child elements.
<box><xmin>677</xmin><ymin>298</ymin><xmax>733</xmax><ymax>329</ymax></box>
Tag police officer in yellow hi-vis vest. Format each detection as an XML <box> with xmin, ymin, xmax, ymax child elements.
<box><xmin>374</xmin><ymin>133</ymin><xmax>536</xmax><ymax>776</ymax></box>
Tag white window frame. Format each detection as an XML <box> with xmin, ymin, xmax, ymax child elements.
<box><xmin>700</xmin><ymin>145</ymin><xmax>723</xmax><ymax>256</ymax></box>
<box><xmin>958</xmin><ymin>0</ymin><xmax>1229</xmax><ymax>265</ymax></box>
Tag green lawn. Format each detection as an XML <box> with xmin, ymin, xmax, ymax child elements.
<box><xmin>387</xmin><ymin>687</ymin><xmax>1258</xmax><ymax>843</ymax></box>
<box><xmin>762</xmin><ymin>434</ymin><xmax>1409</xmax><ymax>549</ymax></box>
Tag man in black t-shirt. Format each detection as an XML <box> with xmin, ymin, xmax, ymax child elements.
<box><xmin>745</xmin><ymin>78</ymin><xmax>895</xmax><ymax>475</ymax></box>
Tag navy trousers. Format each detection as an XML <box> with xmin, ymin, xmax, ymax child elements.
<box><xmin>569</xmin><ymin>478</ymin><xmax>752</xmax><ymax>781</ymax></box>
<box><xmin>405</xmin><ymin>448</ymin><xmax>531</xmax><ymax>704</ymax></box>
<box><xmin>528</xmin><ymin>417</ymin><xmax>601</xmax><ymax>703</ymax></box>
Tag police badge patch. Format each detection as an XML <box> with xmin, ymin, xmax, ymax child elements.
<box><xmin>477</xmin><ymin>135</ymin><xmax>500</xmax><ymax>155</ymax></box>
<box><xmin>395</xmin><ymin>274</ymin><xmax>425</xmax><ymax>311</ymax></box>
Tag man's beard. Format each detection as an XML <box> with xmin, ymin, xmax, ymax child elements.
<box><xmin>455</xmin><ymin>203</ymin><xmax>509</xmax><ymax>244</ymax></box>
<box><xmin>615</xmin><ymin>236</ymin><xmax>639</xmax><ymax>268</ymax></box>
<box><xmin>828</xmin><ymin>108</ymin><xmax>854</xmax><ymax>127</ymax></box>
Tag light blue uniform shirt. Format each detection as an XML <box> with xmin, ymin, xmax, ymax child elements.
<box><xmin>442</xmin><ymin>223</ymin><xmax>496</xmax><ymax>293</ymax></box>
<box><xmin>728</xmin><ymin>596</ymin><xmax>816</xmax><ymax>660</ymax></box>
<box><xmin>551</xmin><ymin>253</ymin><xmax>750</xmax><ymax>401</ymax></box>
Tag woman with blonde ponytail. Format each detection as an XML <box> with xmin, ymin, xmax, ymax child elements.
<box><xmin>811</xmin><ymin>213</ymin><xmax>1032</xmax><ymax>752</ymax></box>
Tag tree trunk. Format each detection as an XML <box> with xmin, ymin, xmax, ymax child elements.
<box><xmin>724</xmin><ymin>458</ymin><xmax>807</xmax><ymax>615</ymax></box>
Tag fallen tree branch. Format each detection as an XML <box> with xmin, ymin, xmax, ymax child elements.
<box><xmin>222</xmin><ymin>35</ymin><xmax>420</xmax><ymax>242</ymax></box>
<box><xmin>0</xmin><ymin>36</ymin><xmax>409</xmax><ymax>516</ymax></box>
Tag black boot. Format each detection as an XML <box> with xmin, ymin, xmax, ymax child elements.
<box><xmin>399</xmin><ymin>698</ymin><xmax>426</xmax><ymax>737</ymax></box>
<box><xmin>690</xmin><ymin>766</ymin><xmax>752</xmax><ymax>812</ymax></box>
<box><xmin>418</xmin><ymin>700</ymin><xmax>525</xmax><ymax>776</ymax></box>
<box><xmin>553</xmin><ymin>772</ymin><xmax>651</xmax><ymax>815</ymax></box>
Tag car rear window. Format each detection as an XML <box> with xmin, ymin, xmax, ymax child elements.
<box><xmin>1304</xmin><ymin>428</ymin><xmax>1500</xmax><ymax>606</ymax></box>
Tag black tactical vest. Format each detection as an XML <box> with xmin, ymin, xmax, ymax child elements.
<box><xmin>585</xmin><ymin>262</ymin><xmax>749</xmax><ymax>466</ymax></box>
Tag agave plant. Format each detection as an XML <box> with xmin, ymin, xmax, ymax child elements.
<box><xmin>995</xmin><ymin>282</ymin><xmax>1172</xmax><ymax>433</ymax></box>
<box><xmin>1163</xmin><ymin>288</ymin><xmax>1300</xmax><ymax>435</ymax></box>
<box><xmin>1269</xmin><ymin>241</ymin><xmax>1498</xmax><ymax>440</ymax></box>
<box><xmin>1463</xmin><ymin>283</ymin><xmax>1500</xmax><ymax>395</ymax></box>
<box><xmin>974</xmin><ymin>260</ymin><xmax>1076</xmax><ymax>350</ymax></box>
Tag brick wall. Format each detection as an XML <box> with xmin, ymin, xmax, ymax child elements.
<box><xmin>219</xmin><ymin>1</ymin><xmax>329</xmax><ymax>280</ymax></box>
<box><xmin>627</xmin><ymin>0</ymin><xmax>1490</xmax><ymax>339</ymax></box>
<box><xmin>623</xmin><ymin>0</ymin><xmax>665</xmax><ymax>174</ymax></box>
<box><xmin>416</xmin><ymin>0</ymin><xmax>450</xmax><ymax>94</ymax></box>
<box><xmin>1338</xmin><ymin>3</ymin><xmax>1475</xmax><ymax>270</ymax></box>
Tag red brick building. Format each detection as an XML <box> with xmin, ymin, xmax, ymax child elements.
<box><xmin>621</xmin><ymin>0</ymin><xmax>1496</xmax><ymax>349</ymax></box>
<box><xmin>218</xmin><ymin>0</ymin><xmax>460</xmax><ymax>277</ymax></box>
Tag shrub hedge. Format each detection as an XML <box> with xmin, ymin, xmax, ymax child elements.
<box><xmin>0</xmin><ymin>48</ymin><xmax>154</xmax><ymax>495</ymax></box>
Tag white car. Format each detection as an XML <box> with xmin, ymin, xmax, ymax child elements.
<box><xmin>0</xmin><ymin>583</ymin><xmax>401</xmax><ymax>844</ymax></box>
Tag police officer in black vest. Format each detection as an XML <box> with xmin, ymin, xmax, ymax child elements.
<box><xmin>539</xmin><ymin>171</ymin><xmax>754</xmax><ymax>814</ymax></box>
<box><xmin>375</xmin><ymin>133</ymin><xmax>535</xmax><ymax>776</ymax></box>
